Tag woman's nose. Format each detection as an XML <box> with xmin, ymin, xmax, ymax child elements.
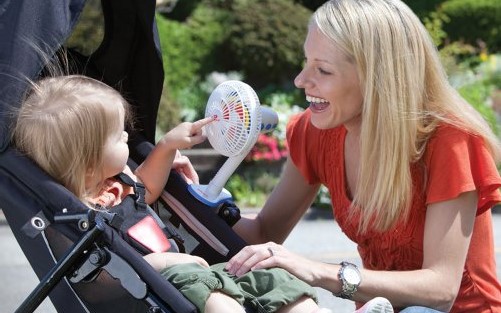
<box><xmin>294</xmin><ymin>69</ymin><xmax>305</xmax><ymax>88</ymax></box>
<box><xmin>294</xmin><ymin>68</ymin><xmax>312</xmax><ymax>89</ymax></box>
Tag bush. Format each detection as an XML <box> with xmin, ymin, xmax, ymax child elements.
<box><xmin>458</xmin><ymin>82</ymin><xmax>499</xmax><ymax>135</ymax></box>
<box><xmin>227</xmin><ymin>167</ymin><xmax>279</xmax><ymax>208</ymax></box>
<box><xmin>449</xmin><ymin>54</ymin><xmax>501</xmax><ymax>136</ymax></box>
<box><xmin>156</xmin><ymin>90</ymin><xmax>181</xmax><ymax>140</ymax></box>
<box><xmin>157</xmin><ymin>7</ymin><xmax>229</xmax><ymax>99</ymax></box>
<box><xmin>441</xmin><ymin>0</ymin><xmax>501</xmax><ymax>52</ymax></box>
<box><xmin>403</xmin><ymin>0</ymin><xmax>448</xmax><ymax>19</ymax></box>
<box><xmin>155</xmin><ymin>6</ymin><xmax>231</xmax><ymax>132</ymax></box>
<box><xmin>156</xmin><ymin>15</ymin><xmax>196</xmax><ymax>101</ymax></box>
<box><xmin>65</xmin><ymin>0</ymin><xmax>104</xmax><ymax>55</ymax></box>
<box><xmin>225</xmin><ymin>0</ymin><xmax>311</xmax><ymax>88</ymax></box>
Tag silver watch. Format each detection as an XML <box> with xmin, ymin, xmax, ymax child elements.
<box><xmin>334</xmin><ymin>261</ymin><xmax>361</xmax><ymax>299</ymax></box>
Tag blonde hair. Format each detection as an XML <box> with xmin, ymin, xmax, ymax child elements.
<box><xmin>12</xmin><ymin>75</ymin><xmax>132</xmax><ymax>200</ymax></box>
<box><xmin>313</xmin><ymin>0</ymin><xmax>501</xmax><ymax>232</ymax></box>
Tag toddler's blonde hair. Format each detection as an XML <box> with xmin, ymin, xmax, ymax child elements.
<box><xmin>13</xmin><ymin>75</ymin><xmax>132</xmax><ymax>199</ymax></box>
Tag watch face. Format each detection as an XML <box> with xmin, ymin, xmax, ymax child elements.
<box><xmin>344</xmin><ymin>266</ymin><xmax>361</xmax><ymax>285</ymax></box>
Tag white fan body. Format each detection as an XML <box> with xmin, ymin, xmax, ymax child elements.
<box><xmin>188</xmin><ymin>80</ymin><xmax>262</xmax><ymax>206</ymax></box>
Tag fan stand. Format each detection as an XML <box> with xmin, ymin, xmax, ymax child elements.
<box><xmin>188</xmin><ymin>176</ymin><xmax>234</xmax><ymax>207</ymax></box>
<box><xmin>188</xmin><ymin>80</ymin><xmax>261</xmax><ymax>207</ymax></box>
<box><xmin>187</xmin><ymin>81</ymin><xmax>278</xmax><ymax>209</ymax></box>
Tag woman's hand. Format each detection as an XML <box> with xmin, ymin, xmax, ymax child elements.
<box><xmin>225</xmin><ymin>242</ymin><xmax>323</xmax><ymax>286</ymax></box>
<box><xmin>144</xmin><ymin>252</ymin><xmax>210</xmax><ymax>272</ymax></box>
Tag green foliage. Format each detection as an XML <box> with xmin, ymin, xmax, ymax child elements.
<box><xmin>156</xmin><ymin>15</ymin><xmax>197</xmax><ymax>101</ymax></box>
<box><xmin>155</xmin><ymin>6</ymin><xmax>230</xmax><ymax>132</ymax></box>
<box><xmin>441</xmin><ymin>0</ymin><xmax>501</xmax><ymax>52</ymax></box>
<box><xmin>65</xmin><ymin>0</ymin><xmax>104</xmax><ymax>55</ymax></box>
<box><xmin>450</xmin><ymin>54</ymin><xmax>501</xmax><ymax>135</ymax></box>
<box><xmin>422</xmin><ymin>9</ymin><xmax>480</xmax><ymax>80</ymax></box>
<box><xmin>179</xmin><ymin>71</ymin><xmax>244</xmax><ymax>122</ymax></box>
<box><xmin>458</xmin><ymin>82</ymin><xmax>499</xmax><ymax>135</ymax></box>
<box><xmin>185</xmin><ymin>5</ymin><xmax>232</xmax><ymax>76</ymax></box>
<box><xmin>403</xmin><ymin>0</ymin><xmax>448</xmax><ymax>19</ymax></box>
<box><xmin>226</xmin><ymin>0</ymin><xmax>311</xmax><ymax>88</ymax></box>
<box><xmin>156</xmin><ymin>90</ymin><xmax>182</xmax><ymax>140</ymax></box>
<box><xmin>227</xmin><ymin>164</ymin><xmax>281</xmax><ymax>208</ymax></box>
<box><xmin>423</xmin><ymin>10</ymin><xmax>450</xmax><ymax>47</ymax></box>
<box><xmin>314</xmin><ymin>185</ymin><xmax>333</xmax><ymax>210</ymax></box>
<box><xmin>158</xmin><ymin>6</ymin><xmax>229</xmax><ymax>96</ymax></box>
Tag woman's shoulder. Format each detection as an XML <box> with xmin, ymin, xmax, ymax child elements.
<box><xmin>427</xmin><ymin>123</ymin><xmax>482</xmax><ymax>150</ymax></box>
<box><xmin>424</xmin><ymin>123</ymin><xmax>501</xmax><ymax>214</ymax></box>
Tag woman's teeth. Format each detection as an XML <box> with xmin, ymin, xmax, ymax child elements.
<box><xmin>306</xmin><ymin>95</ymin><xmax>328</xmax><ymax>104</ymax></box>
<box><xmin>306</xmin><ymin>95</ymin><xmax>329</xmax><ymax>111</ymax></box>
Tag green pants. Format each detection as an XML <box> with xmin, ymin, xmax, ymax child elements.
<box><xmin>160</xmin><ymin>262</ymin><xmax>318</xmax><ymax>313</ymax></box>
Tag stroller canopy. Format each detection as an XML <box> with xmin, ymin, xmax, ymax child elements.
<box><xmin>0</xmin><ymin>0</ymin><xmax>164</xmax><ymax>152</ymax></box>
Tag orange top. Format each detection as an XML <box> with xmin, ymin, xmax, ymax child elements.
<box><xmin>287</xmin><ymin>110</ymin><xmax>501</xmax><ymax>312</ymax></box>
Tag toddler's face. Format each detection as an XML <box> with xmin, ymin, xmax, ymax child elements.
<box><xmin>102</xmin><ymin>106</ymin><xmax>129</xmax><ymax>179</ymax></box>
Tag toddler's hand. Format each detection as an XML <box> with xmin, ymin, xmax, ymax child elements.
<box><xmin>161</xmin><ymin>116</ymin><xmax>214</xmax><ymax>151</ymax></box>
<box><xmin>172</xmin><ymin>150</ymin><xmax>199</xmax><ymax>184</ymax></box>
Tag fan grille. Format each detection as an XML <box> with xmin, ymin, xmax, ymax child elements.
<box><xmin>204</xmin><ymin>81</ymin><xmax>261</xmax><ymax>157</ymax></box>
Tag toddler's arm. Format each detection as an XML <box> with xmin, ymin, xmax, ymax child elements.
<box><xmin>135</xmin><ymin>117</ymin><xmax>213</xmax><ymax>204</ymax></box>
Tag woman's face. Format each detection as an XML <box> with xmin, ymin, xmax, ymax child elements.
<box><xmin>294</xmin><ymin>24</ymin><xmax>363</xmax><ymax>132</ymax></box>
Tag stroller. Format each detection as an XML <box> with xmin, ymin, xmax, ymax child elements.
<box><xmin>0</xmin><ymin>0</ymin><xmax>250</xmax><ymax>312</ymax></box>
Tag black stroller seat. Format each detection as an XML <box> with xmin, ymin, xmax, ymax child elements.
<box><xmin>0</xmin><ymin>0</ymin><xmax>249</xmax><ymax>312</ymax></box>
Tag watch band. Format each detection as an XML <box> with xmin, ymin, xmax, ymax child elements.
<box><xmin>333</xmin><ymin>261</ymin><xmax>361</xmax><ymax>299</ymax></box>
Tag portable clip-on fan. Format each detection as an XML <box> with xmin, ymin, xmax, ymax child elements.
<box><xmin>188</xmin><ymin>80</ymin><xmax>278</xmax><ymax>225</ymax></box>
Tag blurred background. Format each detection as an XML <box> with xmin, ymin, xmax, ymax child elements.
<box><xmin>64</xmin><ymin>0</ymin><xmax>501</xmax><ymax>210</ymax></box>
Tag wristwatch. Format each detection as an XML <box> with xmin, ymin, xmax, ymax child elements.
<box><xmin>334</xmin><ymin>261</ymin><xmax>361</xmax><ymax>299</ymax></box>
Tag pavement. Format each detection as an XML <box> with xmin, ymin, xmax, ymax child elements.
<box><xmin>1</xmin><ymin>208</ymin><xmax>500</xmax><ymax>313</ymax></box>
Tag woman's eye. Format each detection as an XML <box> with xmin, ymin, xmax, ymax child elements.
<box><xmin>318</xmin><ymin>67</ymin><xmax>331</xmax><ymax>75</ymax></box>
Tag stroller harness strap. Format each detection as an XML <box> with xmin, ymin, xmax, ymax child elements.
<box><xmin>102</xmin><ymin>172</ymin><xmax>184</xmax><ymax>255</ymax></box>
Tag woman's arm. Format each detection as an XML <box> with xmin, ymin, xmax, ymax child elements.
<box><xmin>227</xmin><ymin>158</ymin><xmax>320</xmax><ymax>275</ymax></box>
<box><xmin>354</xmin><ymin>190</ymin><xmax>477</xmax><ymax>311</ymax></box>
<box><xmin>230</xmin><ymin>190</ymin><xmax>477</xmax><ymax>312</ymax></box>
<box><xmin>233</xmin><ymin>157</ymin><xmax>320</xmax><ymax>244</ymax></box>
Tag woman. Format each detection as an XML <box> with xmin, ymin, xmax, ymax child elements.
<box><xmin>226</xmin><ymin>0</ymin><xmax>501</xmax><ymax>312</ymax></box>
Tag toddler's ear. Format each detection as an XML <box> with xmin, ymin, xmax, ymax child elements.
<box><xmin>84</xmin><ymin>166</ymin><xmax>101</xmax><ymax>188</ymax></box>
<box><xmin>85</xmin><ymin>167</ymin><xmax>94</xmax><ymax>180</ymax></box>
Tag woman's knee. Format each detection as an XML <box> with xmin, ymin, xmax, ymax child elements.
<box><xmin>399</xmin><ymin>306</ymin><xmax>445</xmax><ymax>313</ymax></box>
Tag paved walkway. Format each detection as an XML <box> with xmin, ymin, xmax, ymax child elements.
<box><xmin>1</xmin><ymin>209</ymin><xmax>500</xmax><ymax>312</ymax></box>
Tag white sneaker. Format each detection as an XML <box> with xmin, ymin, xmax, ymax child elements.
<box><xmin>354</xmin><ymin>297</ymin><xmax>393</xmax><ymax>313</ymax></box>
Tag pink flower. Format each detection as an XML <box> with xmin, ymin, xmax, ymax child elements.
<box><xmin>246</xmin><ymin>134</ymin><xmax>288</xmax><ymax>162</ymax></box>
